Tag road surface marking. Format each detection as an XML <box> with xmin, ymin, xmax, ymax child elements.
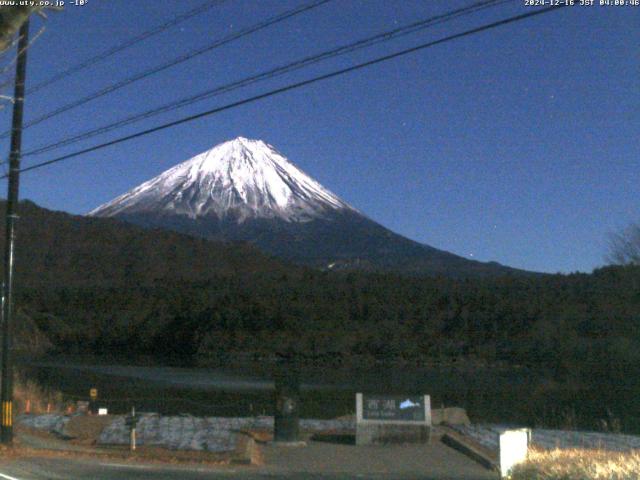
<box><xmin>99</xmin><ymin>463</ymin><xmax>155</xmax><ymax>470</ymax></box>
<box><xmin>0</xmin><ymin>472</ymin><xmax>23</xmax><ymax>480</ymax></box>
<box><xmin>100</xmin><ymin>462</ymin><xmax>235</xmax><ymax>473</ymax></box>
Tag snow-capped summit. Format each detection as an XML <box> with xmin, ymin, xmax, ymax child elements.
<box><xmin>89</xmin><ymin>137</ymin><xmax>354</xmax><ymax>223</ymax></box>
<box><xmin>90</xmin><ymin>137</ymin><xmax>524</xmax><ymax>277</ymax></box>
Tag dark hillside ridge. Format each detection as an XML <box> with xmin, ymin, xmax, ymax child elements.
<box><xmin>0</xmin><ymin>200</ymin><xmax>289</xmax><ymax>288</ymax></box>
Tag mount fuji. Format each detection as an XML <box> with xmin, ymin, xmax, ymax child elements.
<box><xmin>90</xmin><ymin>137</ymin><xmax>523</xmax><ymax>277</ymax></box>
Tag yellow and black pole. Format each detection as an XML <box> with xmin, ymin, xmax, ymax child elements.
<box><xmin>0</xmin><ymin>19</ymin><xmax>29</xmax><ymax>444</ymax></box>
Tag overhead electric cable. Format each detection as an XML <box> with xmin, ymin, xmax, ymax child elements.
<box><xmin>26</xmin><ymin>0</ymin><xmax>225</xmax><ymax>95</ymax></box>
<box><xmin>23</xmin><ymin>0</ymin><xmax>513</xmax><ymax>157</ymax></box>
<box><xmin>1</xmin><ymin>5</ymin><xmax>567</xmax><ymax>180</ymax></box>
<box><xmin>0</xmin><ymin>0</ymin><xmax>332</xmax><ymax>139</ymax></box>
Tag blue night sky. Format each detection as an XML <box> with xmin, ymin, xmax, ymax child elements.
<box><xmin>0</xmin><ymin>0</ymin><xmax>637</xmax><ymax>274</ymax></box>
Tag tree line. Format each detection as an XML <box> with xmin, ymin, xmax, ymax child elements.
<box><xmin>16</xmin><ymin>264</ymin><xmax>640</xmax><ymax>388</ymax></box>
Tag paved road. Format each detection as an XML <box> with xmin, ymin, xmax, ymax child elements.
<box><xmin>2</xmin><ymin>458</ymin><xmax>252</xmax><ymax>480</ymax></box>
<box><xmin>0</xmin><ymin>445</ymin><xmax>498</xmax><ymax>480</ymax></box>
<box><xmin>261</xmin><ymin>440</ymin><xmax>497</xmax><ymax>479</ymax></box>
<box><xmin>1</xmin><ymin>433</ymin><xmax>498</xmax><ymax>479</ymax></box>
<box><xmin>0</xmin><ymin>458</ymin><xmax>497</xmax><ymax>480</ymax></box>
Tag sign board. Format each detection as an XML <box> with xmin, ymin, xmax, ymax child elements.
<box><xmin>89</xmin><ymin>388</ymin><xmax>98</xmax><ymax>400</ymax></box>
<box><xmin>361</xmin><ymin>395</ymin><xmax>427</xmax><ymax>422</ymax></box>
<box><xmin>356</xmin><ymin>393</ymin><xmax>431</xmax><ymax>445</ymax></box>
<box><xmin>499</xmin><ymin>428</ymin><xmax>530</xmax><ymax>478</ymax></box>
<box><xmin>357</xmin><ymin>393</ymin><xmax>431</xmax><ymax>425</ymax></box>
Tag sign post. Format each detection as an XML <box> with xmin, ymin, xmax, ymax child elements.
<box><xmin>126</xmin><ymin>406</ymin><xmax>138</xmax><ymax>451</ymax></box>
<box><xmin>89</xmin><ymin>387</ymin><xmax>98</xmax><ymax>415</ymax></box>
<box><xmin>356</xmin><ymin>393</ymin><xmax>431</xmax><ymax>445</ymax></box>
<box><xmin>273</xmin><ymin>365</ymin><xmax>300</xmax><ymax>443</ymax></box>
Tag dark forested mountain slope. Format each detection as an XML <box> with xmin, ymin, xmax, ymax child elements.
<box><xmin>0</xmin><ymin>199</ymin><xmax>289</xmax><ymax>289</ymax></box>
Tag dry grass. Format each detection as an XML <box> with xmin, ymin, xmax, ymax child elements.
<box><xmin>510</xmin><ymin>447</ymin><xmax>640</xmax><ymax>480</ymax></box>
<box><xmin>14</xmin><ymin>376</ymin><xmax>64</xmax><ymax>414</ymax></box>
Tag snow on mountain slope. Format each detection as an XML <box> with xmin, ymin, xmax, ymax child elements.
<box><xmin>88</xmin><ymin>137</ymin><xmax>528</xmax><ymax>277</ymax></box>
<box><xmin>90</xmin><ymin>137</ymin><xmax>355</xmax><ymax>223</ymax></box>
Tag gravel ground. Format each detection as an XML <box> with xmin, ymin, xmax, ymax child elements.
<box><xmin>18</xmin><ymin>413</ymin><xmax>70</xmax><ymax>437</ymax></box>
<box><xmin>450</xmin><ymin>423</ymin><xmax>640</xmax><ymax>452</ymax></box>
<box><xmin>99</xmin><ymin>415</ymin><xmax>355</xmax><ymax>452</ymax></box>
<box><xmin>24</xmin><ymin>413</ymin><xmax>639</xmax><ymax>454</ymax></box>
<box><xmin>18</xmin><ymin>414</ymin><xmax>356</xmax><ymax>453</ymax></box>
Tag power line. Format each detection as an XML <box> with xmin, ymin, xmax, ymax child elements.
<box><xmin>23</xmin><ymin>0</ymin><xmax>513</xmax><ymax>158</ymax></box>
<box><xmin>26</xmin><ymin>0</ymin><xmax>225</xmax><ymax>95</ymax></box>
<box><xmin>0</xmin><ymin>21</ymin><xmax>48</xmax><ymax>112</ymax></box>
<box><xmin>0</xmin><ymin>0</ymin><xmax>333</xmax><ymax>139</ymax></box>
<box><xmin>1</xmin><ymin>5</ymin><xmax>567</xmax><ymax>180</ymax></box>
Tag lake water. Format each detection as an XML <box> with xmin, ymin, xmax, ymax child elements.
<box><xmin>20</xmin><ymin>356</ymin><xmax>640</xmax><ymax>433</ymax></box>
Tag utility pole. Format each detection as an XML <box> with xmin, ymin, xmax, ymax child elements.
<box><xmin>1</xmin><ymin>19</ymin><xmax>29</xmax><ymax>444</ymax></box>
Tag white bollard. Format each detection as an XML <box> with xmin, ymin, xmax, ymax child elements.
<box><xmin>499</xmin><ymin>428</ymin><xmax>530</xmax><ymax>478</ymax></box>
<box><xmin>128</xmin><ymin>406</ymin><xmax>137</xmax><ymax>451</ymax></box>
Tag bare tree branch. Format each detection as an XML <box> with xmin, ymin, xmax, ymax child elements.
<box><xmin>0</xmin><ymin>7</ymin><xmax>53</xmax><ymax>109</ymax></box>
<box><xmin>0</xmin><ymin>5</ymin><xmax>61</xmax><ymax>54</ymax></box>
<box><xmin>607</xmin><ymin>223</ymin><xmax>640</xmax><ymax>266</ymax></box>
<box><xmin>0</xmin><ymin>6</ymin><xmax>34</xmax><ymax>53</ymax></box>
